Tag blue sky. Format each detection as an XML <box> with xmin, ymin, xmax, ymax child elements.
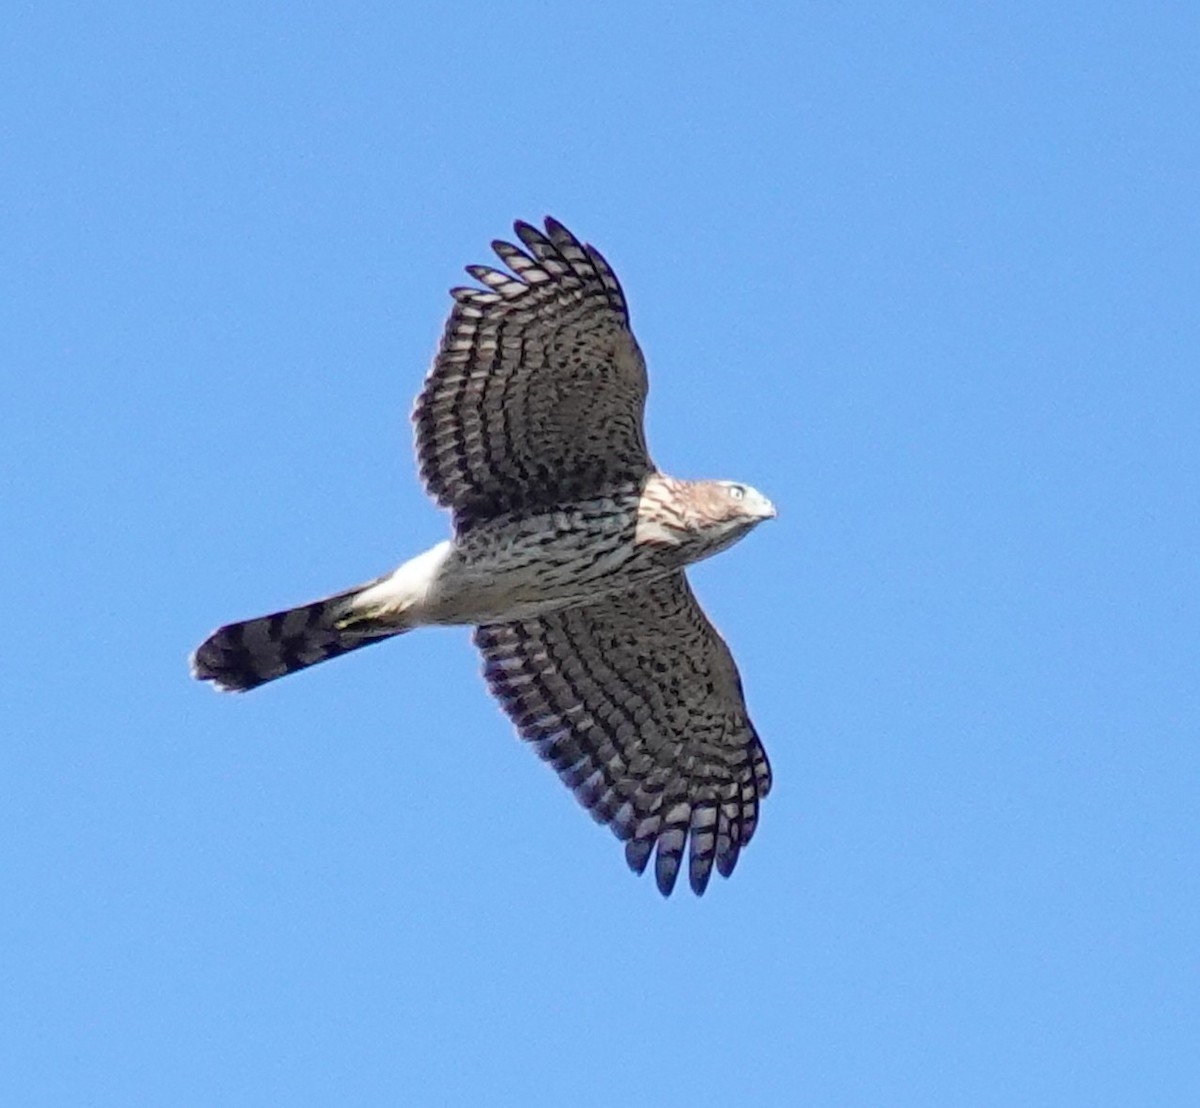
<box><xmin>3</xmin><ymin>3</ymin><xmax>1197</xmax><ymax>1104</ymax></box>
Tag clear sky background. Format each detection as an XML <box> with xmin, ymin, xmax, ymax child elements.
<box><xmin>3</xmin><ymin>4</ymin><xmax>1197</xmax><ymax>1105</ymax></box>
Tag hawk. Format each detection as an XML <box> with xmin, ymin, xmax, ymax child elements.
<box><xmin>192</xmin><ymin>218</ymin><xmax>776</xmax><ymax>896</ymax></box>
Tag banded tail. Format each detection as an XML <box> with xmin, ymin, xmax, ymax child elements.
<box><xmin>190</xmin><ymin>579</ymin><xmax>410</xmax><ymax>692</ymax></box>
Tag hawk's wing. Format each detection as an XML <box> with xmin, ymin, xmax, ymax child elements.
<box><xmin>414</xmin><ymin>218</ymin><xmax>653</xmax><ymax>526</ymax></box>
<box><xmin>475</xmin><ymin>572</ymin><xmax>772</xmax><ymax>896</ymax></box>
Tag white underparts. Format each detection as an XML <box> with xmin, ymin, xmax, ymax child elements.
<box><xmin>350</xmin><ymin>540</ymin><xmax>453</xmax><ymax>628</ymax></box>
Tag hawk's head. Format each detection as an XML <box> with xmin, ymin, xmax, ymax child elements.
<box><xmin>699</xmin><ymin>480</ymin><xmax>777</xmax><ymax>524</ymax></box>
<box><xmin>637</xmin><ymin>475</ymin><xmax>775</xmax><ymax>565</ymax></box>
<box><xmin>683</xmin><ymin>479</ymin><xmax>775</xmax><ymax>563</ymax></box>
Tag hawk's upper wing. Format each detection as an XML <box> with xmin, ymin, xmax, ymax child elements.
<box><xmin>475</xmin><ymin>572</ymin><xmax>772</xmax><ymax>896</ymax></box>
<box><xmin>414</xmin><ymin>218</ymin><xmax>653</xmax><ymax>526</ymax></box>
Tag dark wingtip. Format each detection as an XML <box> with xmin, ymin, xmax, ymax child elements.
<box><xmin>654</xmin><ymin>851</ymin><xmax>681</xmax><ymax>897</ymax></box>
<box><xmin>625</xmin><ymin>838</ymin><xmax>653</xmax><ymax>876</ymax></box>
<box><xmin>689</xmin><ymin>859</ymin><xmax>714</xmax><ymax>896</ymax></box>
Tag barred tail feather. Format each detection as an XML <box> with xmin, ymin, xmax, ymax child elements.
<box><xmin>190</xmin><ymin>581</ymin><xmax>409</xmax><ymax>693</ymax></box>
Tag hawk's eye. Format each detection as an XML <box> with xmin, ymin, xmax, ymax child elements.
<box><xmin>728</xmin><ymin>485</ymin><xmax>745</xmax><ymax>501</ymax></box>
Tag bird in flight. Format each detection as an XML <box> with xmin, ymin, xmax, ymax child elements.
<box><xmin>192</xmin><ymin>218</ymin><xmax>776</xmax><ymax>896</ymax></box>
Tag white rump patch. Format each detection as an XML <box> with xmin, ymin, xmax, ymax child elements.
<box><xmin>351</xmin><ymin>540</ymin><xmax>453</xmax><ymax>626</ymax></box>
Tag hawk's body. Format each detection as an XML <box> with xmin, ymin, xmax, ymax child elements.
<box><xmin>192</xmin><ymin>219</ymin><xmax>776</xmax><ymax>896</ymax></box>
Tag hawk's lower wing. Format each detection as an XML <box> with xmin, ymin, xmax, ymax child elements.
<box><xmin>474</xmin><ymin>572</ymin><xmax>771</xmax><ymax>896</ymax></box>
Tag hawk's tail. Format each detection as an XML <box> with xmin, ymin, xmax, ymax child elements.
<box><xmin>190</xmin><ymin>579</ymin><xmax>411</xmax><ymax>693</ymax></box>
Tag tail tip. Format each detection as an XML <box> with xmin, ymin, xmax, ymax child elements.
<box><xmin>189</xmin><ymin>638</ymin><xmax>264</xmax><ymax>693</ymax></box>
